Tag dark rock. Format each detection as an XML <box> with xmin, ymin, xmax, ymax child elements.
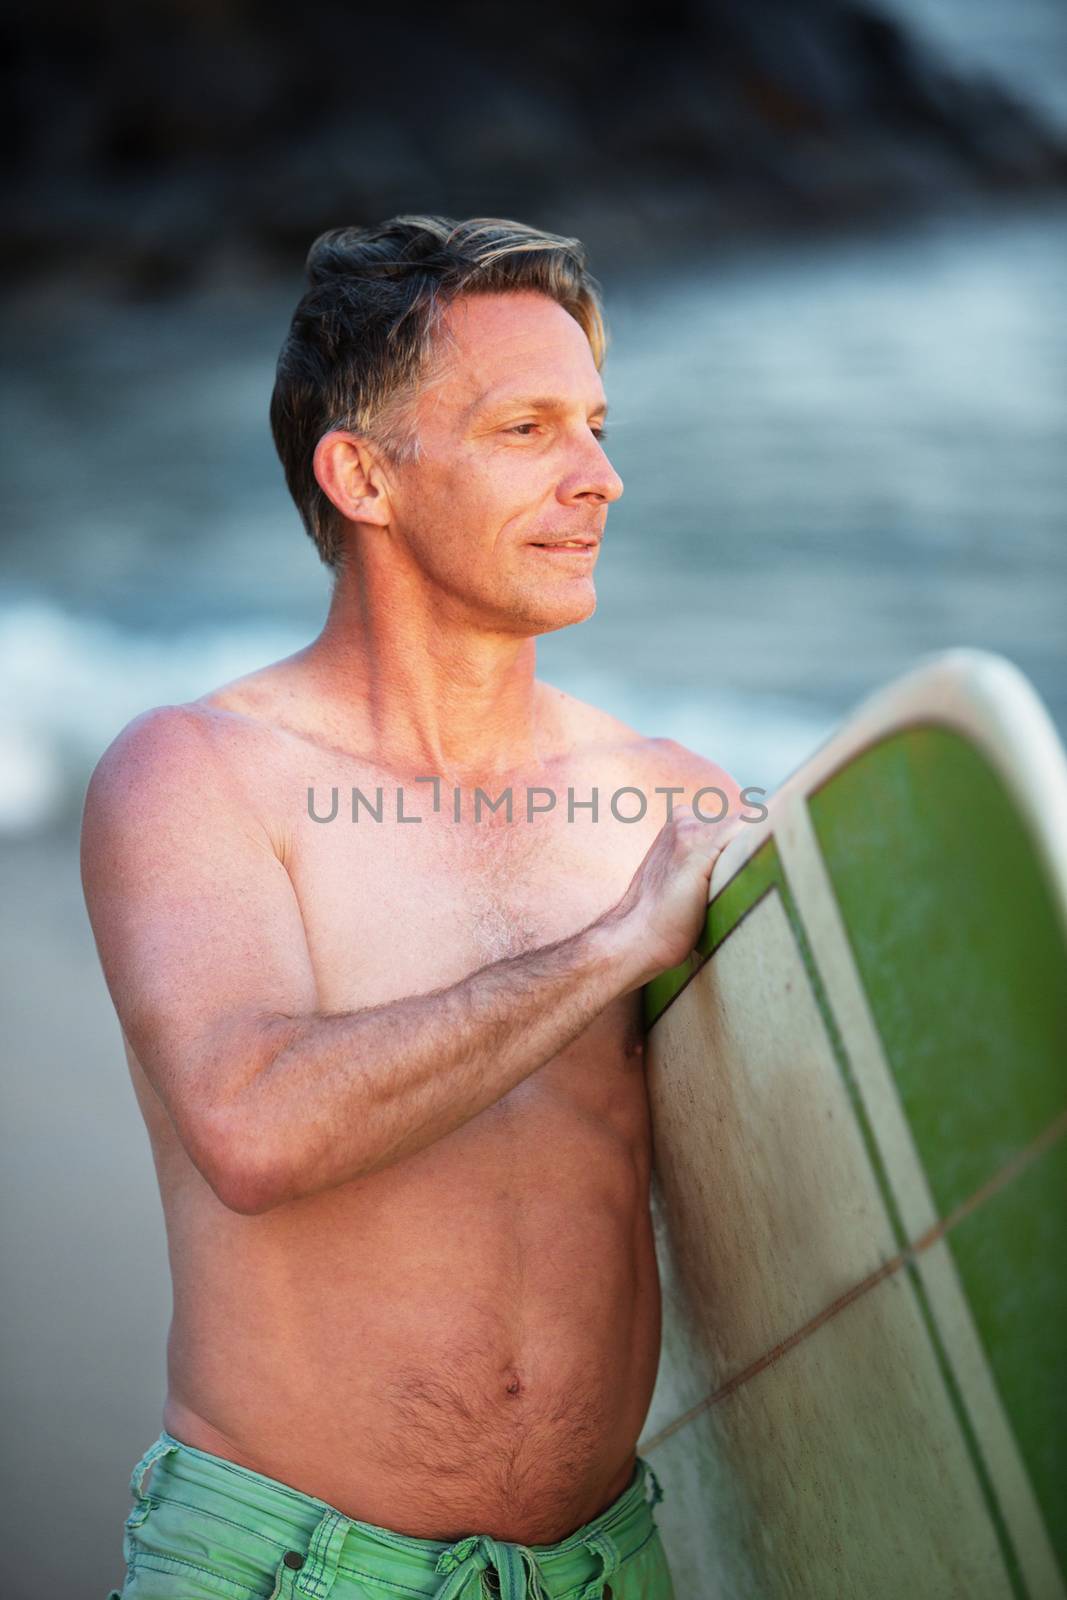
<box><xmin>1</xmin><ymin>0</ymin><xmax>1064</xmax><ymax>296</ymax></box>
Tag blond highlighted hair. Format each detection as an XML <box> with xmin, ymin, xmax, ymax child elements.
<box><xmin>269</xmin><ymin>215</ymin><xmax>608</xmax><ymax>569</ymax></box>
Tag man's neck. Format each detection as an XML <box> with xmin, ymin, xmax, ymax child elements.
<box><xmin>299</xmin><ymin>569</ymin><xmax>552</xmax><ymax>786</ymax></box>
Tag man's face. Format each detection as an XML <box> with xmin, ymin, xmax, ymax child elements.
<box><xmin>382</xmin><ymin>290</ymin><xmax>624</xmax><ymax>635</ymax></box>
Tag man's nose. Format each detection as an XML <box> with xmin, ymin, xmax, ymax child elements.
<box><xmin>560</xmin><ymin>434</ymin><xmax>624</xmax><ymax>506</ymax></box>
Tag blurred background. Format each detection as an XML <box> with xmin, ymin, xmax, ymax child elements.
<box><xmin>1</xmin><ymin>0</ymin><xmax>1065</xmax><ymax>1592</ymax></box>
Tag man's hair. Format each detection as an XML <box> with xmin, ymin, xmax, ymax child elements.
<box><xmin>269</xmin><ymin>215</ymin><xmax>608</xmax><ymax>570</ymax></box>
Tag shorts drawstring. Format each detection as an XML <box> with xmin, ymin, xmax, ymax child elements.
<box><xmin>433</xmin><ymin>1533</ymin><xmax>550</xmax><ymax>1599</ymax></box>
<box><xmin>577</xmin><ymin>1529</ymin><xmax>620</xmax><ymax>1600</ymax></box>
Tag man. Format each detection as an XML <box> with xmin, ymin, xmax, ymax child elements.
<box><xmin>83</xmin><ymin>215</ymin><xmax>747</xmax><ymax>1600</ymax></box>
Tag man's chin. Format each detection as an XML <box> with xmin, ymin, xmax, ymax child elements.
<box><xmin>519</xmin><ymin>583</ymin><xmax>597</xmax><ymax>635</ymax></box>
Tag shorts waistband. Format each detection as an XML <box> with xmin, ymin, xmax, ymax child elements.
<box><xmin>128</xmin><ymin>1430</ymin><xmax>666</xmax><ymax>1599</ymax></box>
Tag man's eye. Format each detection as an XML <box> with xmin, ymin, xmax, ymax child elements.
<box><xmin>505</xmin><ymin>422</ymin><xmax>607</xmax><ymax>440</ymax></box>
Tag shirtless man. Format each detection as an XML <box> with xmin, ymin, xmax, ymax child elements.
<box><xmin>82</xmin><ymin>215</ymin><xmax>746</xmax><ymax>1600</ymax></box>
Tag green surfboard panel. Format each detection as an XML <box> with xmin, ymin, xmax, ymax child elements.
<box><xmin>808</xmin><ymin>725</ymin><xmax>1067</xmax><ymax>1581</ymax></box>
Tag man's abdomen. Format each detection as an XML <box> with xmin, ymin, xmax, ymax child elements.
<box><xmin>162</xmin><ymin>1088</ymin><xmax>662</xmax><ymax>1546</ymax></box>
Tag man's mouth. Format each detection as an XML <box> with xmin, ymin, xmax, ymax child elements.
<box><xmin>529</xmin><ymin>538</ymin><xmax>600</xmax><ymax>551</ymax></box>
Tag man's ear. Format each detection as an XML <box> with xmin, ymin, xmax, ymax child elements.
<box><xmin>313</xmin><ymin>431</ymin><xmax>393</xmax><ymax>528</ymax></box>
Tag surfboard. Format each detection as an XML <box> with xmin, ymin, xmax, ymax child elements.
<box><xmin>637</xmin><ymin>647</ymin><xmax>1067</xmax><ymax>1599</ymax></box>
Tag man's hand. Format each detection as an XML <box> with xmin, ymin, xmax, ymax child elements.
<box><xmin>606</xmin><ymin>803</ymin><xmax>741</xmax><ymax>989</ymax></box>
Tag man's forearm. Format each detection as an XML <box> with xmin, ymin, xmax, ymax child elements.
<box><xmin>220</xmin><ymin>910</ymin><xmax>642</xmax><ymax>1209</ymax></box>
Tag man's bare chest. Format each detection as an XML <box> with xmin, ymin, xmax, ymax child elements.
<box><xmin>287</xmin><ymin>787</ymin><xmax>654</xmax><ymax>1011</ymax></box>
<box><xmin>196</xmin><ymin>696</ymin><xmax>675</xmax><ymax>1012</ymax></box>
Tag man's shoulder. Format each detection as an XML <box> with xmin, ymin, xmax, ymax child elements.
<box><xmin>541</xmin><ymin>685</ymin><xmax>745</xmax><ymax>828</ymax></box>
<box><xmin>620</xmin><ymin>737</ymin><xmax>743</xmax><ymax>828</ymax></box>
<box><xmin>543</xmin><ymin>684</ymin><xmax>741</xmax><ymax>797</ymax></box>
<box><xmin>87</xmin><ymin>701</ymin><xmax>210</xmax><ymax>788</ymax></box>
<box><xmin>87</xmin><ymin>698</ymin><xmax>245</xmax><ymax>786</ymax></box>
<box><xmin>82</xmin><ymin>697</ymin><xmax>271</xmax><ymax>854</ymax></box>
<box><xmin>80</xmin><ymin>696</ymin><xmax>291</xmax><ymax>907</ymax></box>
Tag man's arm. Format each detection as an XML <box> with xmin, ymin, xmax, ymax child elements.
<box><xmin>246</xmin><ymin>920</ymin><xmax>635</xmax><ymax>1208</ymax></box>
<box><xmin>82</xmin><ymin>707</ymin><xmax>728</xmax><ymax>1216</ymax></box>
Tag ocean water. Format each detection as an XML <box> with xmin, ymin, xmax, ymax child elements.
<box><xmin>2</xmin><ymin>202</ymin><xmax>1065</xmax><ymax>833</ymax></box>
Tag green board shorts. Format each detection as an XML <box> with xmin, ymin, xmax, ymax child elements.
<box><xmin>108</xmin><ymin>1430</ymin><xmax>676</xmax><ymax>1600</ymax></box>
